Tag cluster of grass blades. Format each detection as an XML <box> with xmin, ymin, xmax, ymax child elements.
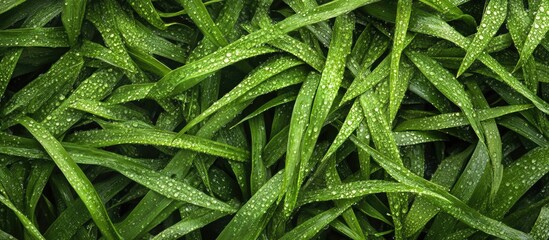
<box><xmin>1</xmin><ymin>0</ymin><xmax>549</xmax><ymax>239</ymax></box>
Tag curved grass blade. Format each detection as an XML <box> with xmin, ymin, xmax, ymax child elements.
<box><xmin>360</xmin><ymin>91</ymin><xmax>407</xmax><ymax>239</ymax></box>
<box><xmin>283</xmin><ymin>73</ymin><xmax>320</xmax><ymax>215</ymax></box>
<box><xmin>249</xmin><ymin>115</ymin><xmax>268</xmax><ymax>194</ymax></box>
<box><xmin>404</xmin><ymin>8</ymin><xmax>549</xmax><ymax>115</ymax></box>
<box><xmin>44</xmin><ymin>176</ymin><xmax>130</xmax><ymax>240</ymax></box>
<box><xmin>404</xmin><ymin>145</ymin><xmax>474</xmax><ymax>236</ymax></box>
<box><xmin>25</xmin><ymin>161</ymin><xmax>54</xmax><ymax>223</ymax></box>
<box><xmin>298</xmin><ymin>181</ymin><xmax>421</xmax><ymax>206</ymax></box>
<box><xmin>292</xmin><ymin>14</ymin><xmax>354</xmax><ymax>218</ymax></box>
<box><xmin>68</xmin><ymin>145</ymin><xmax>236</xmax><ymax>212</ymax></box>
<box><xmin>457</xmin><ymin>0</ymin><xmax>507</xmax><ymax>76</ymax></box>
<box><xmin>69</xmin><ymin>100</ymin><xmax>148</xmax><ymax>122</ymax></box>
<box><xmin>234</xmin><ymin>92</ymin><xmax>297</xmax><ymax>128</ymax></box>
<box><xmin>516</xmin><ymin>0</ymin><xmax>549</xmax><ymax>69</ymax></box>
<box><xmin>149</xmin><ymin>0</ymin><xmax>381</xmax><ymax>99</ymax></box>
<box><xmin>66</xmin><ymin>128</ymin><xmax>249</xmax><ymax>162</ymax></box>
<box><xmin>128</xmin><ymin>0</ymin><xmax>167</xmax><ymax>30</ymax></box>
<box><xmin>497</xmin><ymin>115</ymin><xmax>549</xmax><ymax>147</ymax></box>
<box><xmin>0</xmin><ymin>49</ymin><xmax>21</xmax><ymax>98</ymax></box>
<box><xmin>405</xmin><ymin>50</ymin><xmax>485</xmax><ymax>141</ymax></box>
<box><xmin>322</xmin><ymin>100</ymin><xmax>363</xmax><ymax>162</ymax></box>
<box><xmin>61</xmin><ymin>0</ymin><xmax>87</xmax><ymax>45</ymax></box>
<box><xmin>0</xmin><ymin>27</ymin><xmax>68</xmax><ymax>47</ymax></box>
<box><xmin>152</xmin><ymin>210</ymin><xmax>228</xmax><ymax>240</ymax></box>
<box><xmin>393</xmin><ymin>131</ymin><xmax>448</xmax><ymax>146</ymax></box>
<box><xmin>530</xmin><ymin>204</ymin><xmax>549</xmax><ymax>240</ymax></box>
<box><xmin>341</xmin><ymin>56</ymin><xmax>390</xmax><ymax>104</ymax></box>
<box><xmin>350</xmin><ymin>136</ymin><xmax>532</xmax><ymax>240</ymax></box>
<box><xmin>79</xmin><ymin>40</ymin><xmax>136</xmax><ymax>72</ymax></box>
<box><xmin>279</xmin><ymin>200</ymin><xmax>357</xmax><ymax>240</ymax></box>
<box><xmin>466</xmin><ymin>80</ymin><xmax>503</xmax><ymax>203</ymax></box>
<box><xmin>217</xmin><ymin>172</ymin><xmax>283</xmax><ymax>240</ymax></box>
<box><xmin>3</xmin><ymin>51</ymin><xmax>83</xmax><ymax>116</ymax></box>
<box><xmin>179</xmin><ymin>56</ymin><xmax>303</xmax><ymax>134</ymax></box>
<box><xmin>18</xmin><ymin>117</ymin><xmax>122</xmax><ymax>240</ymax></box>
<box><xmin>0</xmin><ymin>133</ymin><xmax>236</xmax><ymax>213</ymax></box>
<box><xmin>0</xmin><ymin>194</ymin><xmax>44</xmax><ymax>240</ymax></box>
<box><xmin>181</xmin><ymin>0</ymin><xmax>228</xmax><ymax>47</ymax></box>
<box><xmin>389</xmin><ymin>0</ymin><xmax>412</xmax><ymax>121</ymax></box>
<box><xmin>42</xmin><ymin>68</ymin><xmax>121</xmax><ymax>136</ymax></box>
<box><xmin>0</xmin><ymin>0</ymin><xmax>26</xmax><ymax>14</ymax></box>
<box><xmin>395</xmin><ymin>104</ymin><xmax>533</xmax><ymax>131</ymax></box>
<box><xmin>490</xmin><ymin>146</ymin><xmax>549</xmax><ymax>219</ymax></box>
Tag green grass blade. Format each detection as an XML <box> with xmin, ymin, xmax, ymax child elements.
<box><xmin>389</xmin><ymin>0</ymin><xmax>412</xmax><ymax>121</ymax></box>
<box><xmin>217</xmin><ymin>172</ymin><xmax>283</xmax><ymax>240</ymax></box>
<box><xmin>530</xmin><ymin>204</ymin><xmax>549</xmax><ymax>240</ymax></box>
<box><xmin>405</xmin><ymin>50</ymin><xmax>485</xmax><ymax>141</ymax></box>
<box><xmin>0</xmin><ymin>27</ymin><xmax>68</xmax><ymax>47</ymax></box>
<box><xmin>0</xmin><ymin>194</ymin><xmax>44</xmax><ymax>240</ymax></box>
<box><xmin>491</xmin><ymin>146</ymin><xmax>549</xmax><ymax>219</ymax></box>
<box><xmin>360</xmin><ymin>91</ymin><xmax>407</xmax><ymax>239</ymax></box>
<box><xmin>149</xmin><ymin>0</ymin><xmax>380</xmax><ymax>99</ymax></box>
<box><xmin>350</xmin><ymin>136</ymin><xmax>532</xmax><ymax>240</ymax></box>
<box><xmin>0</xmin><ymin>49</ymin><xmax>21</xmax><ymax>98</ymax></box>
<box><xmin>283</xmin><ymin>73</ymin><xmax>320</xmax><ymax>214</ymax></box>
<box><xmin>249</xmin><ymin>115</ymin><xmax>268</xmax><ymax>194</ymax></box>
<box><xmin>180</xmin><ymin>0</ymin><xmax>228</xmax><ymax>47</ymax></box>
<box><xmin>128</xmin><ymin>0</ymin><xmax>167</xmax><ymax>30</ymax></box>
<box><xmin>516</xmin><ymin>0</ymin><xmax>549</xmax><ymax>69</ymax></box>
<box><xmin>279</xmin><ymin>200</ymin><xmax>356</xmax><ymax>240</ymax></box>
<box><xmin>25</xmin><ymin>162</ymin><xmax>54</xmax><ymax>223</ymax></box>
<box><xmin>61</xmin><ymin>0</ymin><xmax>87</xmax><ymax>45</ymax></box>
<box><xmin>466</xmin><ymin>80</ymin><xmax>503</xmax><ymax>203</ymax></box>
<box><xmin>44</xmin><ymin>176</ymin><xmax>130</xmax><ymax>239</ymax></box>
<box><xmin>153</xmin><ymin>210</ymin><xmax>228</xmax><ymax>240</ymax></box>
<box><xmin>395</xmin><ymin>104</ymin><xmax>533</xmax><ymax>131</ymax></box>
<box><xmin>296</xmin><ymin>14</ymin><xmax>354</xmax><ymax>216</ymax></box>
<box><xmin>0</xmin><ymin>0</ymin><xmax>26</xmax><ymax>14</ymax></box>
<box><xmin>180</xmin><ymin>56</ymin><xmax>302</xmax><ymax>134</ymax></box>
<box><xmin>18</xmin><ymin>117</ymin><xmax>122</xmax><ymax>240</ymax></box>
<box><xmin>3</xmin><ymin>51</ymin><xmax>83</xmax><ymax>116</ymax></box>
<box><xmin>457</xmin><ymin>0</ymin><xmax>507</xmax><ymax>76</ymax></box>
<box><xmin>66</xmin><ymin>128</ymin><xmax>249</xmax><ymax>162</ymax></box>
<box><xmin>404</xmin><ymin>146</ymin><xmax>474</xmax><ymax>236</ymax></box>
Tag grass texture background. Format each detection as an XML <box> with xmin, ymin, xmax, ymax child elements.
<box><xmin>0</xmin><ymin>0</ymin><xmax>549</xmax><ymax>239</ymax></box>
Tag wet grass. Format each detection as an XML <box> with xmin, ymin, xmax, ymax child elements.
<box><xmin>0</xmin><ymin>0</ymin><xmax>548</xmax><ymax>239</ymax></box>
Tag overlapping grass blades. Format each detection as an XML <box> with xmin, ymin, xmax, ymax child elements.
<box><xmin>1</xmin><ymin>0</ymin><xmax>548</xmax><ymax>239</ymax></box>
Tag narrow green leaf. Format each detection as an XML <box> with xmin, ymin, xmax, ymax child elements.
<box><xmin>295</xmin><ymin>14</ymin><xmax>354</xmax><ymax>216</ymax></box>
<box><xmin>128</xmin><ymin>0</ymin><xmax>167</xmax><ymax>30</ymax></box>
<box><xmin>279</xmin><ymin>201</ymin><xmax>356</xmax><ymax>240</ymax></box>
<box><xmin>66</xmin><ymin>128</ymin><xmax>249</xmax><ymax>162</ymax></box>
<box><xmin>530</xmin><ymin>204</ymin><xmax>549</xmax><ymax>240</ymax></box>
<box><xmin>217</xmin><ymin>172</ymin><xmax>283</xmax><ymax>240</ymax></box>
<box><xmin>350</xmin><ymin>136</ymin><xmax>532</xmax><ymax>240</ymax></box>
<box><xmin>283</xmin><ymin>73</ymin><xmax>320</xmax><ymax>214</ymax></box>
<box><xmin>491</xmin><ymin>147</ymin><xmax>549</xmax><ymax>219</ymax></box>
<box><xmin>389</xmin><ymin>0</ymin><xmax>412</xmax><ymax>120</ymax></box>
<box><xmin>18</xmin><ymin>117</ymin><xmax>122</xmax><ymax>240</ymax></box>
<box><xmin>180</xmin><ymin>56</ymin><xmax>303</xmax><ymax>134</ymax></box>
<box><xmin>395</xmin><ymin>104</ymin><xmax>533</xmax><ymax>131</ymax></box>
<box><xmin>249</xmin><ymin>115</ymin><xmax>268</xmax><ymax>194</ymax></box>
<box><xmin>0</xmin><ymin>27</ymin><xmax>69</xmax><ymax>47</ymax></box>
<box><xmin>0</xmin><ymin>0</ymin><xmax>26</xmax><ymax>14</ymax></box>
<box><xmin>457</xmin><ymin>0</ymin><xmax>507</xmax><ymax>76</ymax></box>
<box><xmin>516</xmin><ymin>0</ymin><xmax>549</xmax><ymax>69</ymax></box>
<box><xmin>152</xmin><ymin>210</ymin><xmax>228</xmax><ymax>240</ymax></box>
<box><xmin>61</xmin><ymin>0</ymin><xmax>87</xmax><ymax>45</ymax></box>
<box><xmin>0</xmin><ymin>194</ymin><xmax>44</xmax><ymax>240</ymax></box>
<box><xmin>405</xmin><ymin>50</ymin><xmax>485</xmax><ymax>141</ymax></box>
